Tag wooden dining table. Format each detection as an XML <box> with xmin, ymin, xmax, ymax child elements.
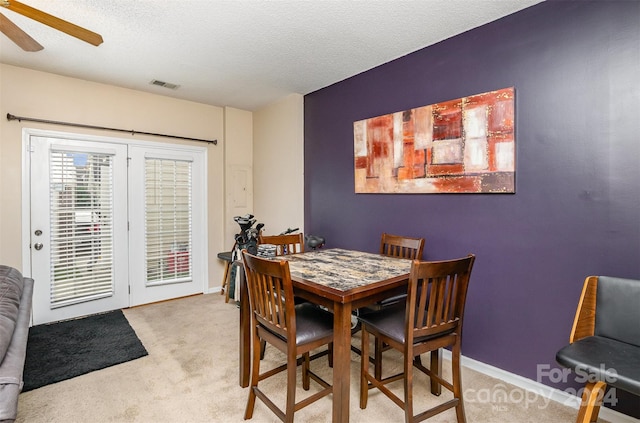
<box><xmin>238</xmin><ymin>248</ymin><xmax>415</xmax><ymax>423</ymax></box>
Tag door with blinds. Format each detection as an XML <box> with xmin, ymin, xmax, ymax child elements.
<box><xmin>30</xmin><ymin>136</ymin><xmax>129</xmax><ymax>325</ymax></box>
<box><xmin>127</xmin><ymin>145</ymin><xmax>206</xmax><ymax>306</ymax></box>
<box><xmin>29</xmin><ymin>134</ymin><xmax>207</xmax><ymax>324</ymax></box>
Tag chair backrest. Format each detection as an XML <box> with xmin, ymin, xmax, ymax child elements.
<box><xmin>259</xmin><ymin>233</ymin><xmax>305</xmax><ymax>256</ymax></box>
<box><xmin>380</xmin><ymin>233</ymin><xmax>425</xmax><ymax>260</ymax></box>
<box><xmin>242</xmin><ymin>250</ymin><xmax>296</xmax><ymax>339</ymax></box>
<box><xmin>595</xmin><ymin>276</ymin><xmax>640</xmax><ymax>347</ymax></box>
<box><xmin>405</xmin><ymin>255</ymin><xmax>475</xmax><ymax>342</ymax></box>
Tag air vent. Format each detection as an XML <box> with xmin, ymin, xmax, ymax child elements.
<box><xmin>149</xmin><ymin>79</ymin><xmax>180</xmax><ymax>90</ymax></box>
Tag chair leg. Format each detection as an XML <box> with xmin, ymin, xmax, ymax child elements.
<box><xmin>260</xmin><ymin>340</ymin><xmax>266</xmax><ymax>360</ymax></box>
<box><xmin>285</xmin><ymin>352</ymin><xmax>297</xmax><ymax>423</ymax></box>
<box><xmin>430</xmin><ymin>348</ymin><xmax>442</xmax><ymax>396</ymax></box>
<box><xmin>576</xmin><ymin>381</ymin><xmax>607</xmax><ymax>423</ymax></box>
<box><xmin>374</xmin><ymin>336</ymin><xmax>384</xmax><ymax>379</ymax></box>
<box><xmin>451</xmin><ymin>345</ymin><xmax>466</xmax><ymax>423</ymax></box>
<box><xmin>244</xmin><ymin>331</ymin><xmax>262</xmax><ymax>419</ymax></box>
<box><xmin>404</xmin><ymin>350</ymin><xmax>415</xmax><ymax>423</ymax></box>
<box><xmin>590</xmin><ymin>399</ymin><xmax>602</xmax><ymax>423</ymax></box>
<box><xmin>302</xmin><ymin>352</ymin><xmax>311</xmax><ymax>390</ymax></box>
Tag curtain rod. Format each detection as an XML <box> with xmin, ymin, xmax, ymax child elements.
<box><xmin>6</xmin><ymin>113</ymin><xmax>217</xmax><ymax>145</ymax></box>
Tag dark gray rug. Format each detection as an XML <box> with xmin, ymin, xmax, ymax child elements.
<box><xmin>23</xmin><ymin>309</ymin><xmax>148</xmax><ymax>392</ymax></box>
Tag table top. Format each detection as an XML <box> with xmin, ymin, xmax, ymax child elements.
<box><xmin>274</xmin><ymin>248</ymin><xmax>413</xmax><ymax>291</ymax></box>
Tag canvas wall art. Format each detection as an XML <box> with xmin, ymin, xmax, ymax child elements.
<box><xmin>354</xmin><ymin>87</ymin><xmax>515</xmax><ymax>194</ymax></box>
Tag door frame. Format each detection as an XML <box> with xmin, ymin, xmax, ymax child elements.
<box><xmin>21</xmin><ymin>128</ymin><xmax>209</xmax><ymax>311</ymax></box>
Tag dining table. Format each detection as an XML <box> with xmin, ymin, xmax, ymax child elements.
<box><xmin>238</xmin><ymin>248</ymin><xmax>420</xmax><ymax>423</ymax></box>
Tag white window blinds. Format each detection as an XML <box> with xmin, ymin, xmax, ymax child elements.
<box><xmin>49</xmin><ymin>151</ymin><xmax>115</xmax><ymax>307</ymax></box>
<box><xmin>144</xmin><ymin>158</ymin><xmax>193</xmax><ymax>284</ymax></box>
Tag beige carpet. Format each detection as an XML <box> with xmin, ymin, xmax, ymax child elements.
<box><xmin>17</xmin><ymin>293</ymin><xmax>585</xmax><ymax>422</ymax></box>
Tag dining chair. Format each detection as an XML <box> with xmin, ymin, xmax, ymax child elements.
<box><xmin>556</xmin><ymin>276</ymin><xmax>640</xmax><ymax>423</ymax></box>
<box><xmin>358</xmin><ymin>254</ymin><xmax>476</xmax><ymax>423</ymax></box>
<box><xmin>241</xmin><ymin>250</ymin><xmax>334</xmax><ymax>423</ymax></box>
<box><xmin>352</xmin><ymin>233</ymin><xmax>425</xmax><ymax>376</ymax></box>
<box><xmin>256</xmin><ymin>232</ymin><xmax>308</xmax><ymax>358</ymax></box>
<box><xmin>363</xmin><ymin>233</ymin><xmax>425</xmax><ymax>312</ymax></box>
<box><xmin>380</xmin><ymin>232</ymin><xmax>425</xmax><ymax>260</ymax></box>
<box><xmin>259</xmin><ymin>233</ymin><xmax>305</xmax><ymax>256</ymax></box>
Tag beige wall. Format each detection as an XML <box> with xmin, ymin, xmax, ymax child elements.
<box><xmin>0</xmin><ymin>64</ymin><xmax>304</xmax><ymax>291</ymax></box>
<box><xmin>0</xmin><ymin>64</ymin><xmax>229</xmax><ymax>291</ymax></box>
<box><xmin>253</xmin><ymin>94</ymin><xmax>304</xmax><ymax>237</ymax></box>
<box><xmin>222</xmin><ymin>107</ymin><xmax>253</xmax><ymax>248</ymax></box>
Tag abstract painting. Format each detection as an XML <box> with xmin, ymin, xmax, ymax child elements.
<box><xmin>354</xmin><ymin>87</ymin><xmax>515</xmax><ymax>193</ymax></box>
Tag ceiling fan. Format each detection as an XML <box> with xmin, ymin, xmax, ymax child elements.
<box><xmin>0</xmin><ymin>0</ymin><xmax>102</xmax><ymax>51</ymax></box>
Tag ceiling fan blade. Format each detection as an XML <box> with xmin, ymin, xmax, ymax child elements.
<box><xmin>1</xmin><ymin>0</ymin><xmax>103</xmax><ymax>46</ymax></box>
<box><xmin>0</xmin><ymin>12</ymin><xmax>43</xmax><ymax>51</ymax></box>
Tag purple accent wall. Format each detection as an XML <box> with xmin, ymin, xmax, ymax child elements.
<box><xmin>304</xmin><ymin>0</ymin><xmax>639</xmax><ymax>416</ymax></box>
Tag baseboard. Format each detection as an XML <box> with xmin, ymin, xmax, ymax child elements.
<box><xmin>442</xmin><ymin>350</ymin><xmax>639</xmax><ymax>423</ymax></box>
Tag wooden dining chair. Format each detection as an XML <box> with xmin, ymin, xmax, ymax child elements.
<box><xmin>353</xmin><ymin>233</ymin><xmax>427</xmax><ymax>317</ymax></box>
<box><xmin>359</xmin><ymin>254</ymin><xmax>476</xmax><ymax>423</ymax></box>
<box><xmin>372</xmin><ymin>233</ymin><xmax>425</xmax><ymax>307</ymax></box>
<box><xmin>242</xmin><ymin>250</ymin><xmax>333</xmax><ymax>423</ymax></box>
<box><xmin>256</xmin><ymin>232</ymin><xmax>308</xmax><ymax>358</ymax></box>
<box><xmin>259</xmin><ymin>233</ymin><xmax>305</xmax><ymax>256</ymax></box>
<box><xmin>353</xmin><ymin>233</ymin><xmax>425</xmax><ymax>375</ymax></box>
<box><xmin>353</xmin><ymin>233</ymin><xmax>425</xmax><ymax>318</ymax></box>
<box><xmin>380</xmin><ymin>232</ymin><xmax>425</xmax><ymax>260</ymax></box>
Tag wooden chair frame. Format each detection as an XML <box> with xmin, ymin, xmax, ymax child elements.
<box><xmin>353</xmin><ymin>233</ymin><xmax>426</xmax><ymax>377</ymax></box>
<box><xmin>242</xmin><ymin>250</ymin><xmax>333</xmax><ymax>423</ymax></box>
<box><xmin>259</xmin><ymin>233</ymin><xmax>305</xmax><ymax>256</ymax></box>
<box><xmin>360</xmin><ymin>255</ymin><xmax>475</xmax><ymax>423</ymax></box>
<box><xmin>380</xmin><ymin>232</ymin><xmax>425</xmax><ymax>260</ymax></box>
<box><xmin>568</xmin><ymin>276</ymin><xmax>605</xmax><ymax>423</ymax></box>
<box><xmin>256</xmin><ymin>232</ymin><xmax>306</xmax><ymax>359</ymax></box>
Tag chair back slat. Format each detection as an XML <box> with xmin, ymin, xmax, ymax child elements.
<box><xmin>407</xmin><ymin>255</ymin><xmax>475</xmax><ymax>342</ymax></box>
<box><xmin>259</xmin><ymin>233</ymin><xmax>305</xmax><ymax>256</ymax></box>
<box><xmin>242</xmin><ymin>250</ymin><xmax>295</xmax><ymax>339</ymax></box>
<box><xmin>380</xmin><ymin>233</ymin><xmax>425</xmax><ymax>260</ymax></box>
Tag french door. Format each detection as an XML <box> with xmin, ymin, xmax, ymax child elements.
<box><xmin>30</xmin><ymin>136</ymin><xmax>129</xmax><ymax>325</ymax></box>
<box><xmin>28</xmin><ymin>133</ymin><xmax>207</xmax><ymax>325</ymax></box>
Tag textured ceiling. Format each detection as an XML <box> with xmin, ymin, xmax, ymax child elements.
<box><xmin>0</xmin><ymin>0</ymin><xmax>542</xmax><ymax>111</ymax></box>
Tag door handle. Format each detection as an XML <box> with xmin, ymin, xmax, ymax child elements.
<box><xmin>34</xmin><ymin>243</ymin><xmax>43</xmax><ymax>251</ymax></box>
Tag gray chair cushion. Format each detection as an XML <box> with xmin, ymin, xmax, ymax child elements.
<box><xmin>556</xmin><ymin>335</ymin><xmax>640</xmax><ymax>396</ymax></box>
<box><xmin>595</xmin><ymin>276</ymin><xmax>640</xmax><ymax>347</ymax></box>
